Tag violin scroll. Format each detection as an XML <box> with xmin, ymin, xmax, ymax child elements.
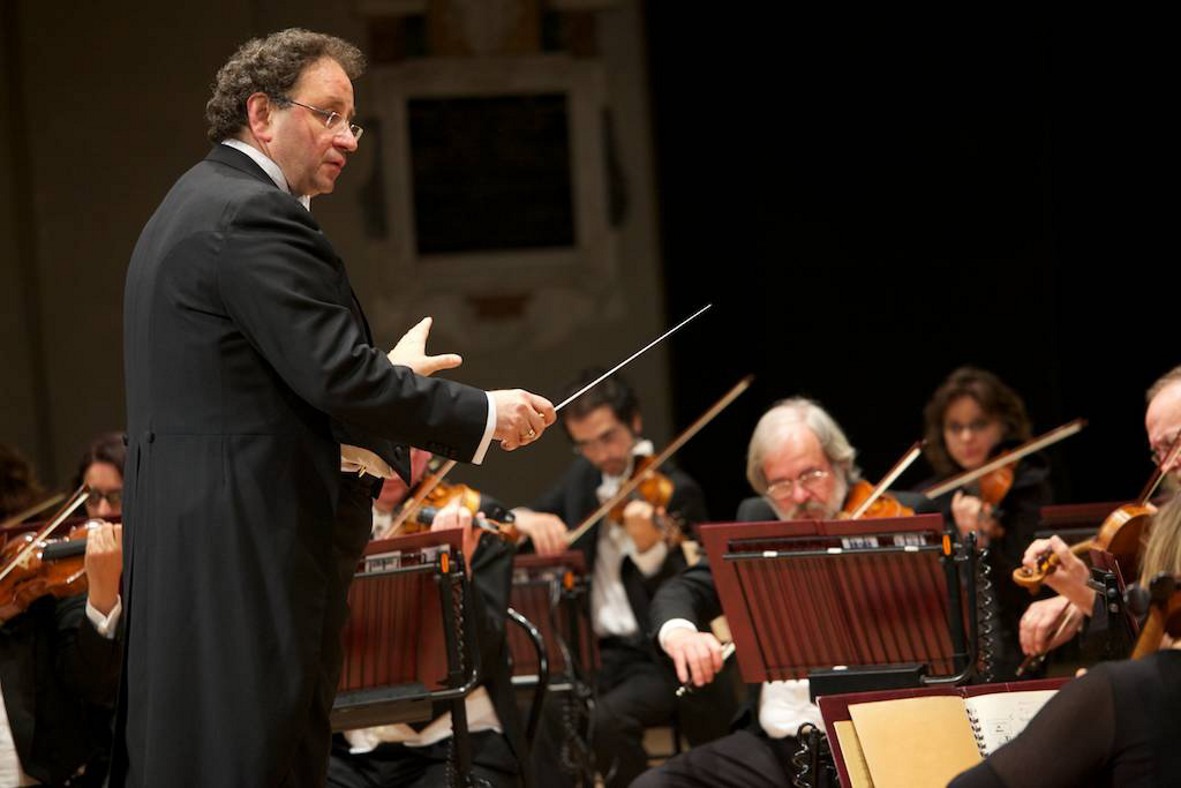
<box><xmin>1012</xmin><ymin>502</ymin><xmax>1154</xmax><ymax>594</ymax></box>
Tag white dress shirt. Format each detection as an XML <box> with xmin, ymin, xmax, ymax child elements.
<box><xmin>590</xmin><ymin>441</ymin><xmax>668</xmax><ymax>639</ymax></box>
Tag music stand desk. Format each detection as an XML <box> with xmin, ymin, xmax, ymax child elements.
<box><xmin>700</xmin><ymin>514</ymin><xmax>968</xmax><ymax>688</ymax></box>
<box><xmin>331</xmin><ymin>530</ymin><xmax>479</xmax><ymax>732</ymax></box>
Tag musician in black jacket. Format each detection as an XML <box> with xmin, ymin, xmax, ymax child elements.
<box><xmin>0</xmin><ymin>437</ymin><xmax>123</xmax><ymax>786</ymax></box>
<box><xmin>635</xmin><ymin>397</ymin><xmax>928</xmax><ymax>788</ymax></box>
<box><xmin>511</xmin><ymin>369</ymin><xmax>714</xmax><ymax>787</ymax></box>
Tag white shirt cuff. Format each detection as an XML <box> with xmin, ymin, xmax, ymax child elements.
<box><xmin>86</xmin><ymin>596</ymin><xmax>122</xmax><ymax>639</ymax></box>
<box><xmin>470</xmin><ymin>392</ymin><xmax>496</xmax><ymax>465</ymax></box>
<box><xmin>627</xmin><ymin>538</ymin><xmax>669</xmax><ymax>577</ymax></box>
<box><xmin>657</xmin><ymin>618</ymin><xmax>698</xmax><ymax>651</ymax></box>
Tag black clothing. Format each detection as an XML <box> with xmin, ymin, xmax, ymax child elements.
<box><xmin>527</xmin><ymin>455</ymin><xmax>712</xmax><ymax>787</ymax></box>
<box><xmin>327</xmin><ymin>731</ymin><xmax>519</xmax><ymax>788</ymax></box>
<box><xmin>631</xmin><ymin>730</ymin><xmax>798</xmax><ymax>788</ymax></box>
<box><xmin>118</xmin><ymin>145</ymin><xmax>489</xmax><ymax>787</ymax></box>
<box><xmin>949</xmin><ymin>650</ymin><xmax>1181</xmax><ymax>788</ymax></box>
<box><xmin>0</xmin><ymin>594</ymin><xmax>121</xmax><ymax>786</ymax></box>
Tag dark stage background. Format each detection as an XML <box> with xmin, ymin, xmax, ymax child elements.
<box><xmin>643</xmin><ymin>9</ymin><xmax>1173</xmax><ymax>520</ymax></box>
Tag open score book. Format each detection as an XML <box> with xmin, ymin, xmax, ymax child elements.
<box><xmin>821</xmin><ymin>684</ymin><xmax>1061</xmax><ymax>788</ymax></box>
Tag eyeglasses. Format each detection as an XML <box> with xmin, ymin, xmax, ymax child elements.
<box><xmin>1150</xmin><ymin>432</ymin><xmax>1181</xmax><ymax>466</ymax></box>
<box><xmin>944</xmin><ymin>419</ymin><xmax>994</xmax><ymax>436</ymax></box>
<box><xmin>571</xmin><ymin>426</ymin><xmax>630</xmax><ymax>456</ymax></box>
<box><xmin>86</xmin><ymin>488</ymin><xmax>123</xmax><ymax>508</ymax></box>
<box><xmin>274</xmin><ymin>96</ymin><xmax>363</xmax><ymax>142</ymax></box>
<box><xmin>764</xmin><ymin>468</ymin><xmax>830</xmax><ymax>501</ymax></box>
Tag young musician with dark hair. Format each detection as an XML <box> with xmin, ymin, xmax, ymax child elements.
<box><xmin>510</xmin><ymin>368</ymin><xmax>716</xmax><ymax>787</ymax></box>
<box><xmin>1</xmin><ymin>437</ymin><xmax>123</xmax><ymax>786</ymax></box>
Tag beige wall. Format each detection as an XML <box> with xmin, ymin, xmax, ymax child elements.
<box><xmin>1</xmin><ymin>0</ymin><xmax>673</xmax><ymax>507</ymax></box>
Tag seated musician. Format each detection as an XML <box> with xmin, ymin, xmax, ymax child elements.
<box><xmin>950</xmin><ymin>492</ymin><xmax>1181</xmax><ymax>788</ymax></box>
<box><xmin>328</xmin><ymin>450</ymin><xmax>531</xmax><ymax>788</ymax></box>
<box><xmin>0</xmin><ymin>434</ymin><xmax>123</xmax><ymax>786</ymax></box>
<box><xmin>509</xmin><ymin>368</ymin><xmax>722</xmax><ymax>788</ymax></box>
<box><xmin>1020</xmin><ymin>366</ymin><xmax>1181</xmax><ymax>662</ymax></box>
<box><xmin>635</xmin><ymin>397</ymin><xmax>928</xmax><ymax>788</ymax></box>
<box><xmin>916</xmin><ymin>367</ymin><xmax>1054</xmax><ymax>679</ymax></box>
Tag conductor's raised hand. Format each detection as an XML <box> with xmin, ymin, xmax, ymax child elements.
<box><xmin>491</xmin><ymin>390</ymin><xmax>556</xmax><ymax>451</ymax></box>
<box><xmin>387</xmin><ymin>317</ymin><xmax>463</xmax><ymax>377</ymax></box>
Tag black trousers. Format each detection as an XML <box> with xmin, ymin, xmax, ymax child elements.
<box><xmin>630</xmin><ymin>730</ymin><xmax>799</xmax><ymax>788</ymax></box>
<box><xmin>327</xmin><ymin>731</ymin><xmax>521</xmax><ymax>788</ymax></box>
<box><xmin>592</xmin><ymin>637</ymin><xmax>678</xmax><ymax>788</ymax></box>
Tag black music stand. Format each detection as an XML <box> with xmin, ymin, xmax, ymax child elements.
<box><xmin>507</xmin><ymin>551</ymin><xmax>598</xmax><ymax>683</ymax></box>
<box><xmin>331</xmin><ymin>530</ymin><xmax>481</xmax><ymax>784</ymax></box>
<box><xmin>699</xmin><ymin>514</ymin><xmax>978</xmax><ymax>698</ymax></box>
<box><xmin>1081</xmin><ymin>547</ymin><xmax>1139</xmax><ymax>665</ymax></box>
<box><xmin>506</xmin><ymin>551</ymin><xmax>597</xmax><ymax>786</ymax></box>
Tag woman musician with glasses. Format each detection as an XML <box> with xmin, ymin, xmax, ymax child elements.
<box><xmin>912</xmin><ymin>367</ymin><xmax>1055</xmax><ymax>681</ymax></box>
<box><xmin>0</xmin><ymin>433</ymin><xmax>123</xmax><ymax>786</ymax></box>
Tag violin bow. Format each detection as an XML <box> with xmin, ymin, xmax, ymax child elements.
<box><xmin>564</xmin><ymin>375</ymin><xmax>754</xmax><ymax>546</ymax></box>
<box><xmin>0</xmin><ymin>484</ymin><xmax>89</xmax><ymax>583</ymax></box>
<box><xmin>922</xmin><ymin>418</ymin><xmax>1087</xmax><ymax>500</ymax></box>
<box><xmin>1137</xmin><ymin>431</ymin><xmax>1181</xmax><ymax>505</ymax></box>
<box><xmin>379</xmin><ymin>304</ymin><xmax>715</xmax><ymax>539</ymax></box>
<box><xmin>379</xmin><ymin>457</ymin><xmax>459</xmax><ymax>539</ymax></box>
<box><xmin>0</xmin><ymin>492</ymin><xmax>67</xmax><ymax>533</ymax></box>
<box><xmin>847</xmin><ymin>440</ymin><xmax>925</xmax><ymax>520</ymax></box>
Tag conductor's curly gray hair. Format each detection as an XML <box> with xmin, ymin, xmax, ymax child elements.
<box><xmin>205</xmin><ymin>28</ymin><xmax>364</xmax><ymax>143</ymax></box>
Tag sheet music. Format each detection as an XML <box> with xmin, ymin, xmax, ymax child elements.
<box><xmin>832</xmin><ymin>720</ymin><xmax>875</xmax><ymax>788</ymax></box>
<box><xmin>848</xmin><ymin>696</ymin><xmax>983</xmax><ymax>788</ymax></box>
<box><xmin>963</xmin><ymin>689</ymin><xmax>1057</xmax><ymax>755</ymax></box>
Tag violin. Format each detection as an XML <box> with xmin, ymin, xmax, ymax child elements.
<box><xmin>1013</xmin><ymin>431</ymin><xmax>1180</xmax><ymax>593</ymax></box>
<box><xmin>1131</xmin><ymin>573</ymin><xmax>1181</xmax><ymax>659</ymax></box>
<box><xmin>391</xmin><ymin>479</ymin><xmax>520</xmax><ymax>543</ymax></box>
<box><xmin>841</xmin><ymin>481</ymin><xmax>915</xmax><ymax>519</ymax></box>
<box><xmin>608</xmin><ymin>455</ymin><xmax>673</xmax><ymax>522</ymax></box>
<box><xmin>840</xmin><ymin>441</ymin><xmax>924</xmax><ymax>520</ymax></box>
<box><xmin>0</xmin><ymin>522</ymin><xmax>96</xmax><ymax>623</ymax></box>
<box><xmin>606</xmin><ymin>455</ymin><xmax>685</xmax><ymax>548</ymax></box>
<box><xmin>973</xmin><ymin>464</ymin><xmax>1015</xmax><ymax>509</ymax></box>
